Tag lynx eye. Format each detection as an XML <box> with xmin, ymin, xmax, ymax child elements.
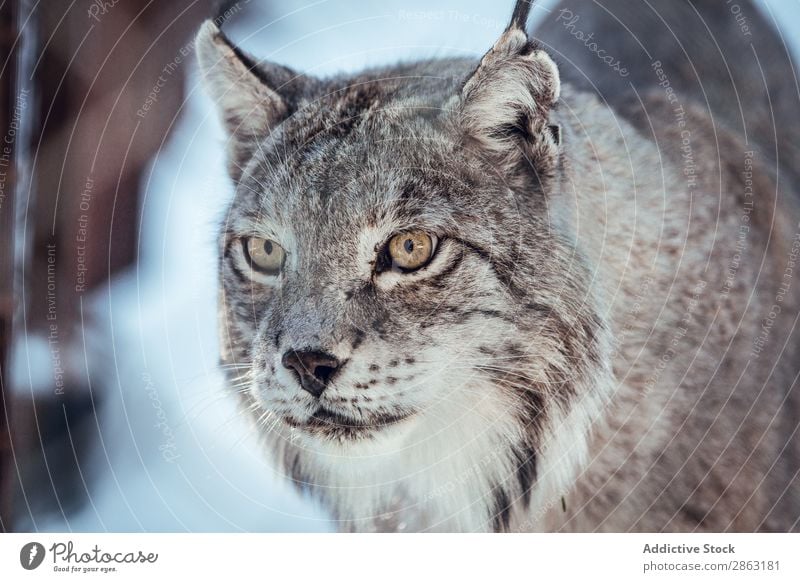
<box><xmin>387</xmin><ymin>231</ymin><xmax>436</xmax><ymax>271</ymax></box>
<box><xmin>242</xmin><ymin>237</ymin><xmax>285</xmax><ymax>275</ymax></box>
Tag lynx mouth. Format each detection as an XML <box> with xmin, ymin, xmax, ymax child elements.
<box><xmin>285</xmin><ymin>406</ymin><xmax>414</xmax><ymax>439</ymax></box>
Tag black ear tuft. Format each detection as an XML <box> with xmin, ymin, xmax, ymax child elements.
<box><xmin>508</xmin><ymin>0</ymin><xmax>535</xmax><ymax>32</ymax></box>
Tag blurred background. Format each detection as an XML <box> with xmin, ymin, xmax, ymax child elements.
<box><xmin>1</xmin><ymin>0</ymin><xmax>799</xmax><ymax>532</ymax></box>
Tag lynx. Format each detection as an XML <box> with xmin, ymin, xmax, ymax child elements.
<box><xmin>196</xmin><ymin>0</ymin><xmax>800</xmax><ymax>531</ymax></box>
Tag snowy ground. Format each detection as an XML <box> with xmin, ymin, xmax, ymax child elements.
<box><xmin>35</xmin><ymin>0</ymin><xmax>800</xmax><ymax>531</ymax></box>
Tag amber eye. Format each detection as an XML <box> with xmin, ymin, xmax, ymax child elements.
<box><xmin>243</xmin><ymin>237</ymin><xmax>285</xmax><ymax>275</ymax></box>
<box><xmin>387</xmin><ymin>231</ymin><xmax>435</xmax><ymax>271</ymax></box>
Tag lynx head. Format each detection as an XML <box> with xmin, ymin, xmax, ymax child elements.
<box><xmin>197</xmin><ymin>1</ymin><xmax>610</xmax><ymax>528</ymax></box>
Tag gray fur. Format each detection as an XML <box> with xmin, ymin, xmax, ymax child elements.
<box><xmin>197</xmin><ymin>1</ymin><xmax>800</xmax><ymax>531</ymax></box>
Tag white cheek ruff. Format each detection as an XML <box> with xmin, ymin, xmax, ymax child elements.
<box><xmin>275</xmin><ymin>374</ymin><xmax>528</xmax><ymax>532</ymax></box>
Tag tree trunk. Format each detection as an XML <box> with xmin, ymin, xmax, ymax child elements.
<box><xmin>0</xmin><ymin>0</ymin><xmax>19</xmax><ymax>534</ymax></box>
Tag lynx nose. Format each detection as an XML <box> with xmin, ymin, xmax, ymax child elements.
<box><xmin>281</xmin><ymin>349</ymin><xmax>341</xmax><ymax>397</ymax></box>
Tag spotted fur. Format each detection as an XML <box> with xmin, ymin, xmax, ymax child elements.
<box><xmin>197</xmin><ymin>1</ymin><xmax>800</xmax><ymax>531</ymax></box>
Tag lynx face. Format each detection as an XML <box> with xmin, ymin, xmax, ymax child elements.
<box><xmin>223</xmin><ymin>121</ymin><xmax>523</xmax><ymax>442</ymax></box>
<box><xmin>198</xmin><ymin>11</ymin><xmax>611</xmax><ymax>529</ymax></box>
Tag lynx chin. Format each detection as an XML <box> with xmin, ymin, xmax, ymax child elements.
<box><xmin>196</xmin><ymin>0</ymin><xmax>800</xmax><ymax>531</ymax></box>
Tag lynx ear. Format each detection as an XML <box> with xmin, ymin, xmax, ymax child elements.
<box><xmin>195</xmin><ymin>20</ymin><xmax>316</xmax><ymax>180</ymax></box>
<box><xmin>459</xmin><ymin>17</ymin><xmax>561</xmax><ymax>182</ymax></box>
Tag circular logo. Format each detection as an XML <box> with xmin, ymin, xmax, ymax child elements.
<box><xmin>19</xmin><ymin>542</ymin><xmax>46</xmax><ymax>570</ymax></box>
